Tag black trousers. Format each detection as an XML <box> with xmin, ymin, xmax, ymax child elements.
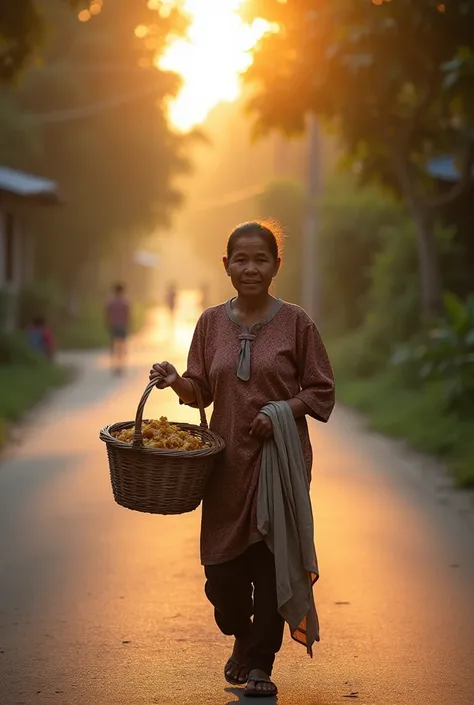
<box><xmin>204</xmin><ymin>541</ymin><xmax>285</xmax><ymax>675</ymax></box>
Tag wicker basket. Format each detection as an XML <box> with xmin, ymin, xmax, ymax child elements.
<box><xmin>99</xmin><ymin>378</ymin><xmax>225</xmax><ymax>515</ymax></box>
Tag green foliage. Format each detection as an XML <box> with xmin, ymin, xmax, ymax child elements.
<box><xmin>0</xmin><ymin>1</ymin><xmax>87</xmax><ymax>82</ymax></box>
<box><xmin>0</xmin><ymin>361</ymin><xmax>70</xmax><ymax>425</ymax></box>
<box><xmin>359</xmin><ymin>220</ymin><xmax>455</xmax><ymax>357</ymax></box>
<box><xmin>246</xmin><ymin>0</ymin><xmax>474</xmax><ymax>320</ymax></box>
<box><xmin>0</xmin><ymin>95</ymin><xmax>40</xmax><ymax>161</ymax></box>
<box><xmin>247</xmin><ymin>0</ymin><xmax>474</xmax><ymax>195</ymax></box>
<box><xmin>319</xmin><ymin>176</ymin><xmax>459</xmax><ymax>377</ymax></box>
<box><xmin>0</xmin><ymin>331</ymin><xmax>42</xmax><ymax>365</ymax></box>
<box><xmin>320</xmin><ymin>173</ymin><xmax>474</xmax><ymax>485</ymax></box>
<box><xmin>0</xmin><ymin>290</ymin><xmax>12</xmax><ymax>332</ymax></box>
<box><xmin>393</xmin><ymin>293</ymin><xmax>474</xmax><ymax>413</ymax></box>
<box><xmin>327</xmin><ymin>328</ymin><xmax>388</xmax><ymax>379</ymax></box>
<box><xmin>58</xmin><ymin>299</ymin><xmax>147</xmax><ymax>349</ymax></box>
<box><xmin>58</xmin><ymin>316</ymin><xmax>109</xmax><ymax>350</ymax></box>
<box><xmin>332</xmin><ymin>363</ymin><xmax>474</xmax><ymax>488</ymax></box>
<box><xmin>1</xmin><ymin>0</ymin><xmax>189</xmax><ymax>302</ymax></box>
<box><xmin>17</xmin><ymin>279</ymin><xmax>64</xmax><ymax>329</ymax></box>
<box><xmin>362</xmin><ymin>221</ymin><xmax>420</xmax><ymax>354</ymax></box>
<box><xmin>319</xmin><ymin>173</ymin><xmax>408</xmax><ymax>333</ymax></box>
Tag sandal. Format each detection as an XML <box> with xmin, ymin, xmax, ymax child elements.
<box><xmin>244</xmin><ymin>675</ymin><xmax>278</xmax><ymax>698</ymax></box>
<box><xmin>224</xmin><ymin>657</ymin><xmax>249</xmax><ymax>686</ymax></box>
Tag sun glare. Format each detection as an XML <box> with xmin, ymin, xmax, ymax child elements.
<box><xmin>154</xmin><ymin>0</ymin><xmax>276</xmax><ymax>131</ymax></box>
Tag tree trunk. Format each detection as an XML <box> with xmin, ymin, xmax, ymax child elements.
<box><xmin>390</xmin><ymin>151</ymin><xmax>444</xmax><ymax>324</ymax></box>
<box><xmin>410</xmin><ymin>204</ymin><xmax>443</xmax><ymax>324</ymax></box>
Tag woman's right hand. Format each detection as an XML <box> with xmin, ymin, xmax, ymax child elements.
<box><xmin>149</xmin><ymin>361</ymin><xmax>178</xmax><ymax>389</ymax></box>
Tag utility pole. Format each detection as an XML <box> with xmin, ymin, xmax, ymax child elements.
<box><xmin>301</xmin><ymin>114</ymin><xmax>321</xmax><ymax>319</ymax></box>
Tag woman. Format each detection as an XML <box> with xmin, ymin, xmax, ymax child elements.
<box><xmin>149</xmin><ymin>221</ymin><xmax>335</xmax><ymax>697</ymax></box>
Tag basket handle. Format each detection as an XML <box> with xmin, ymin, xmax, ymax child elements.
<box><xmin>133</xmin><ymin>377</ymin><xmax>208</xmax><ymax>447</ymax></box>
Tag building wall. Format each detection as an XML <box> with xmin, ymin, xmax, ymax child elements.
<box><xmin>0</xmin><ymin>200</ymin><xmax>30</xmax><ymax>330</ymax></box>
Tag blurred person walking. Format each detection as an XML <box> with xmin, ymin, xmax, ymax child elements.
<box><xmin>105</xmin><ymin>283</ymin><xmax>130</xmax><ymax>375</ymax></box>
<box><xmin>200</xmin><ymin>282</ymin><xmax>209</xmax><ymax>311</ymax></box>
<box><xmin>165</xmin><ymin>282</ymin><xmax>177</xmax><ymax>322</ymax></box>
<box><xmin>149</xmin><ymin>221</ymin><xmax>335</xmax><ymax>697</ymax></box>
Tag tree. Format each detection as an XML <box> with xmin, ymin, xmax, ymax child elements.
<box><xmin>245</xmin><ymin>0</ymin><xmax>474</xmax><ymax>321</ymax></box>
<box><xmin>0</xmin><ymin>0</ymin><xmax>190</xmax><ymax>301</ymax></box>
<box><xmin>0</xmin><ymin>0</ymin><xmax>86</xmax><ymax>82</ymax></box>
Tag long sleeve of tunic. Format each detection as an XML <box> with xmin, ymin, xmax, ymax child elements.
<box><xmin>180</xmin><ymin>301</ymin><xmax>335</xmax><ymax>565</ymax></box>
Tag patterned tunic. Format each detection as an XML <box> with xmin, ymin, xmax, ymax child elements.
<box><xmin>182</xmin><ymin>300</ymin><xmax>335</xmax><ymax>566</ymax></box>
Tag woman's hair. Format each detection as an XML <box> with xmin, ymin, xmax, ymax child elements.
<box><xmin>227</xmin><ymin>220</ymin><xmax>284</xmax><ymax>261</ymax></box>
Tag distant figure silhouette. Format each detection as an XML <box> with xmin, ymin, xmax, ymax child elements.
<box><xmin>200</xmin><ymin>283</ymin><xmax>209</xmax><ymax>311</ymax></box>
<box><xmin>105</xmin><ymin>283</ymin><xmax>130</xmax><ymax>375</ymax></box>
<box><xmin>166</xmin><ymin>283</ymin><xmax>177</xmax><ymax>320</ymax></box>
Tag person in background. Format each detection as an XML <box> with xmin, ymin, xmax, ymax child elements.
<box><xmin>26</xmin><ymin>315</ymin><xmax>55</xmax><ymax>361</ymax></box>
<box><xmin>200</xmin><ymin>283</ymin><xmax>209</xmax><ymax>312</ymax></box>
<box><xmin>105</xmin><ymin>283</ymin><xmax>130</xmax><ymax>375</ymax></box>
<box><xmin>166</xmin><ymin>282</ymin><xmax>177</xmax><ymax>321</ymax></box>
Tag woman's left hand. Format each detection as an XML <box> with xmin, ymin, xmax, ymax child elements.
<box><xmin>250</xmin><ymin>412</ymin><xmax>273</xmax><ymax>440</ymax></box>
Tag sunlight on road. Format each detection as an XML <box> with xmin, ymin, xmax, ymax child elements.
<box><xmin>135</xmin><ymin>289</ymin><xmax>199</xmax><ymax>356</ymax></box>
<box><xmin>2</xmin><ymin>289</ymin><xmax>474</xmax><ymax>705</ymax></box>
<box><xmin>173</xmin><ymin>289</ymin><xmax>201</xmax><ymax>348</ymax></box>
<box><xmin>146</xmin><ymin>289</ymin><xmax>201</xmax><ymax>353</ymax></box>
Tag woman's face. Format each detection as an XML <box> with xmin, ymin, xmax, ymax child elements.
<box><xmin>224</xmin><ymin>233</ymin><xmax>280</xmax><ymax>297</ymax></box>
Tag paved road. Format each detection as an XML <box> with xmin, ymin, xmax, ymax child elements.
<box><xmin>1</xmin><ymin>299</ymin><xmax>473</xmax><ymax>705</ymax></box>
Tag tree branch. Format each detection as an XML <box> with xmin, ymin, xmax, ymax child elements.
<box><xmin>401</xmin><ymin>68</ymin><xmax>440</xmax><ymax>149</ymax></box>
<box><xmin>387</xmin><ymin>139</ymin><xmax>426</xmax><ymax>212</ymax></box>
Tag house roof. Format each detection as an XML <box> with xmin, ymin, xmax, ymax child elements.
<box><xmin>427</xmin><ymin>155</ymin><xmax>474</xmax><ymax>183</ymax></box>
<box><xmin>0</xmin><ymin>166</ymin><xmax>61</xmax><ymax>204</ymax></box>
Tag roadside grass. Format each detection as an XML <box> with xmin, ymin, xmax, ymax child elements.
<box><xmin>0</xmin><ymin>362</ymin><xmax>71</xmax><ymax>422</ymax></box>
<box><xmin>0</xmin><ymin>302</ymin><xmax>148</xmax><ymax>448</ymax></box>
<box><xmin>0</xmin><ymin>361</ymin><xmax>72</xmax><ymax>449</ymax></box>
<box><xmin>334</xmin><ymin>366</ymin><xmax>474</xmax><ymax>488</ymax></box>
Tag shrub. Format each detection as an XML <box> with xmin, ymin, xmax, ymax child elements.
<box><xmin>392</xmin><ymin>293</ymin><xmax>474</xmax><ymax>414</ymax></box>
<box><xmin>319</xmin><ymin>173</ymin><xmax>407</xmax><ymax>333</ymax></box>
<box><xmin>0</xmin><ymin>331</ymin><xmax>43</xmax><ymax>365</ymax></box>
<box><xmin>326</xmin><ymin>216</ymin><xmax>421</xmax><ymax>378</ymax></box>
<box><xmin>17</xmin><ymin>279</ymin><xmax>64</xmax><ymax>329</ymax></box>
<box><xmin>0</xmin><ymin>289</ymin><xmax>12</xmax><ymax>332</ymax></box>
<box><xmin>327</xmin><ymin>328</ymin><xmax>388</xmax><ymax>379</ymax></box>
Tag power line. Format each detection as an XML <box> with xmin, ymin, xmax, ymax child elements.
<box><xmin>38</xmin><ymin>65</ymin><xmax>158</xmax><ymax>74</ymax></box>
<box><xmin>27</xmin><ymin>84</ymin><xmax>160</xmax><ymax>124</ymax></box>
<box><xmin>23</xmin><ymin>63</ymin><xmax>272</xmax><ymax>211</ymax></box>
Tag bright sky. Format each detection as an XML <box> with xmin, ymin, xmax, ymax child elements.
<box><xmin>154</xmin><ymin>0</ymin><xmax>276</xmax><ymax>132</ymax></box>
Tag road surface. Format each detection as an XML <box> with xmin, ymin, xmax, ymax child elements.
<box><xmin>1</xmin><ymin>295</ymin><xmax>473</xmax><ymax>705</ymax></box>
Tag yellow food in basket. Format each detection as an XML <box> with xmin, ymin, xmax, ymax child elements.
<box><xmin>113</xmin><ymin>416</ymin><xmax>208</xmax><ymax>451</ymax></box>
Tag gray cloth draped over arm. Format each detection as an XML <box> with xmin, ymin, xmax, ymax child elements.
<box><xmin>257</xmin><ymin>401</ymin><xmax>320</xmax><ymax>656</ymax></box>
